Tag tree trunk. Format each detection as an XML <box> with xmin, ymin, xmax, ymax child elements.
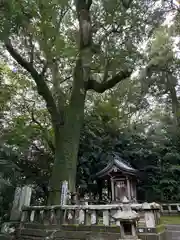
<box><xmin>167</xmin><ymin>74</ymin><xmax>179</xmax><ymax>126</ymax></box>
<box><xmin>48</xmin><ymin>59</ymin><xmax>86</xmax><ymax>205</ymax></box>
<box><xmin>5</xmin><ymin>0</ymin><xmax>131</xmax><ymax>206</ymax></box>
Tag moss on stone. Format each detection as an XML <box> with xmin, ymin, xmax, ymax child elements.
<box><xmin>156</xmin><ymin>224</ymin><xmax>165</xmax><ymax>233</ymax></box>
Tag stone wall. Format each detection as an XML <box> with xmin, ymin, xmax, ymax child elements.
<box><xmin>16</xmin><ymin>224</ymin><xmax>166</xmax><ymax>240</ymax></box>
<box><xmin>14</xmin><ymin>202</ymin><xmax>165</xmax><ymax>239</ymax></box>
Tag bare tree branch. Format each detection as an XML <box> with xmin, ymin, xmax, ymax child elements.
<box><xmin>60</xmin><ymin>75</ymin><xmax>72</xmax><ymax>84</ymax></box>
<box><xmin>86</xmin><ymin>70</ymin><xmax>132</xmax><ymax>93</ymax></box>
<box><xmin>5</xmin><ymin>40</ymin><xmax>63</xmax><ymax>126</ymax></box>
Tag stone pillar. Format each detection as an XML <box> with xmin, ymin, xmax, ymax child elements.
<box><xmin>132</xmin><ymin>224</ymin><xmax>136</xmax><ymax>236</ymax></box>
<box><xmin>10</xmin><ymin>185</ymin><xmax>32</xmax><ymax>221</ymax></box>
<box><xmin>142</xmin><ymin>202</ymin><xmax>155</xmax><ymax>228</ymax></box>
<box><xmin>91</xmin><ymin>211</ymin><xmax>97</xmax><ymax>225</ymax></box>
<box><xmin>19</xmin><ymin>185</ymin><xmax>32</xmax><ymax>209</ymax></box>
<box><xmin>61</xmin><ymin>181</ymin><xmax>68</xmax><ymax>205</ymax></box>
<box><xmin>103</xmin><ymin>210</ymin><xmax>109</xmax><ymax>226</ymax></box>
<box><xmin>79</xmin><ymin>209</ymin><xmax>85</xmax><ymax>224</ymax></box>
<box><xmin>120</xmin><ymin>223</ymin><xmax>125</xmax><ymax>238</ymax></box>
<box><xmin>145</xmin><ymin>212</ymin><xmax>155</xmax><ymax>228</ymax></box>
<box><xmin>85</xmin><ymin>210</ymin><xmax>91</xmax><ymax>225</ymax></box>
<box><xmin>10</xmin><ymin>187</ymin><xmax>22</xmax><ymax>221</ymax></box>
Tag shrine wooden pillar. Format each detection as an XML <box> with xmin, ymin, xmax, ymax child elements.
<box><xmin>110</xmin><ymin>178</ymin><xmax>115</xmax><ymax>201</ymax></box>
<box><xmin>97</xmin><ymin>179</ymin><xmax>103</xmax><ymax>201</ymax></box>
<box><xmin>126</xmin><ymin>177</ymin><xmax>131</xmax><ymax>200</ymax></box>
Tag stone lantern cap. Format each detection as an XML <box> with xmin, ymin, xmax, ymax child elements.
<box><xmin>142</xmin><ymin>202</ymin><xmax>160</xmax><ymax>210</ymax></box>
<box><xmin>150</xmin><ymin>202</ymin><xmax>160</xmax><ymax>209</ymax></box>
<box><xmin>113</xmin><ymin>210</ymin><xmax>139</xmax><ymax>221</ymax></box>
<box><xmin>112</xmin><ymin>197</ymin><xmax>139</xmax><ymax>221</ymax></box>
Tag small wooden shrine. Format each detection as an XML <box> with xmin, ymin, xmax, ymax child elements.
<box><xmin>96</xmin><ymin>153</ymin><xmax>138</xmax><ymax>202</ymax></box>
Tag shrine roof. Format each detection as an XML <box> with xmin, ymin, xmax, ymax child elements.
<box><xmin>96</xmin><ymin>153</ymin><xmax>137</xmax><ymax>178</ymax></box>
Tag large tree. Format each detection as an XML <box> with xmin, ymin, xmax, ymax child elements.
<box><xmin>0</xmin><ymin>0</ymin><xmax>167</xmax><ymax>204</ymax></box>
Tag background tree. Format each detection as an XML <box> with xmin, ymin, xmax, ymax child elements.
<box><xmin>0</xmin><ymin>0</ymin><xmax>168</xmax><ymax>204</ymax></box>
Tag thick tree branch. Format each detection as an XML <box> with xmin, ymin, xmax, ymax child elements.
<box><xmin>75</xmin><ymin>0</ymin><xmax>92</xmax><ymax>11</ymax></box>
<box><xmin>122</xmin><ymin>0</ymin><xmax>133</xmax><ymax>9</ymax></box>
<box><xmin>41</xmin><ymin>61</ymin><xmax>48</xmax><ymax>77</ymax></box>
<box><xmin>29</xmin><ymin>36</ymin><xmax>34</xmax><ymax>64</ymax></box>
<box><xmin>86</xmin><ymin>70</ymin><xmax>132</xmax><ymax>93</ymax></box>
<box><xmin>5</xmin><ymin>40</ymin><xmax>63</xmax><ymax>126</ymax></box>
<box><xmin>31</xmin><ymin>109</ymin><xmax>55</xmax><ymax>154</ymax></box>
<box><xmin>103</xmin><ymin>58</ymin><xmax>110</xmax><ymax>82</ymax></box>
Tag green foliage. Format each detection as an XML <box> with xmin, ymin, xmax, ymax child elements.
<box><xmin>149</xmin><ymin>27</ymin><xmax>174</xmax><ymax>67</ymax></box>
<box><xmin>77</xmin><ymin>101</ymin><xmax>180</xmax><ymax>202</ymax></box>
<box><xmin>0</xmin><ymin>0</ymin><xmax>179</xmax><ymax>209</ymax></box>
<box><xmin>156</xmin><ymin>224</ymin><xmax>165</xmax><ymax>233</ymax></box>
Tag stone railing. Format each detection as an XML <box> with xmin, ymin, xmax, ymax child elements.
<box><xmin>21</xmin><ymin>204</ymin><xmax>127</xmax><ymax>226</ymax></box>
<box><xmin>161</xmin><ymin>203</ymin><xmax>180</xmax><ymax>215</ymax></box>
<box><xmin>20</xmin><ymin>203</ymin><xmax>161</xmax><ymax>227</ymax></box>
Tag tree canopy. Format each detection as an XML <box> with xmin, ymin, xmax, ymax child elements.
<box><xmin>0</xmin><ymin>0</ymin><xmax>180</xmax><ymax>213</ymax></box>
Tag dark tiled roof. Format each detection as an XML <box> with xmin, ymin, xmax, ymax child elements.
<box><xmin>96</xmin><ymin>153</ymin><xmax>137</xmax><ymax>178</ymax></box>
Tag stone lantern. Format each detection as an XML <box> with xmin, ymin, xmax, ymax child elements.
<box><xmin>112</xmin><ymin>197</ymin><xmax>140</xmax><ymax>239</ymax></box>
